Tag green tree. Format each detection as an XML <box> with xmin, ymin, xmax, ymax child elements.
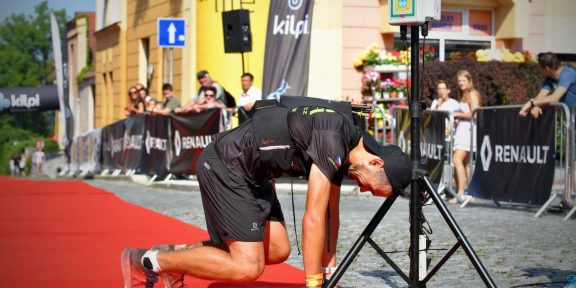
<box><xmin>0</xmin><ymin>1</ymin><xmax>68</xmax><ymax>174</ymax></box>
<box><xmin>0</xmin><ymin>1</ymin><xmax>66</xmax><ymax>86</ymax></box>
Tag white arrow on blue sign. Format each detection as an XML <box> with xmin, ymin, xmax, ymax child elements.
<box><xmin>157</xmin><ymin>18</ymin><xmax>186</xmax><ymax>48</ymax></box>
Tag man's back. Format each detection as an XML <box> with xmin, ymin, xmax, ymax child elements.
<box><xmin>543</xmin><ymin>66</ymin><xmax>576</xmax><ymax>109</ymax></box>
<box><xmin>213</xmin><ymin>105</ymin><xmax>360</xmax><ymax>186</ymax></box>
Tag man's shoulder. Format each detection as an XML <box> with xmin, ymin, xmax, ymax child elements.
<box><xmin>247</xmin><ymin>86</ymin><xmax>262</xmax><ymax>96</ymax></box>
<box><xmin>561</xmin><ymin>66</ymin><xmax>576</xmax><ymax>78</ymax></box>
<box><xmin>212</xmin><ymin>82</ymin><xmax>223</xmax><ymax>88</ymax></box>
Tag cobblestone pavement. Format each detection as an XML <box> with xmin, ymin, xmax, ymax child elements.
<box><xmin>88</xmin><ymin>179</ymin><xmax>576</xmax><ymax>288</ymax></box>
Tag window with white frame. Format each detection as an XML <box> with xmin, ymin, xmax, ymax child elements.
<box><xmin>394</xmin><ymin>7</ymin><xmax>495</xmax><ymax>61</ymax></box>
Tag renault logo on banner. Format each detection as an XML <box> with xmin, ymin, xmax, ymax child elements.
<box><xmin>480</xmin><ymin>135</ymin><xmax>492</xmax><ymax>171</ymax></box>
<box><xmin>145</xmin><ymin>130</ymin><xmax>151</xmax><ymax>154</ymax></box>
<box><xmin>145</xmin><ymin>130</ymin><xmax>168</xmax><ymax>154</ymax></box>
<box><xmin>174</xmin><ymin>130</ymin><xmax>182</xmax><ymax>156</ymax></box>
<box><xmin>288</xmin><ymin>0</ymin><xmax>303</xmax><ymax>10</ymax></box>
<box><xmin>480</xmin><ymin>135</ymin><xmax>550</xmax><ymax>172</ymax></box>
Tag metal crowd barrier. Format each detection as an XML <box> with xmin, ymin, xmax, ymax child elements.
<box><xmin>565</xmin><ymin>107</ymin><xmax>576</xmax><ymax>220</ymax></box>
<box><xmin>390</xmin><ymin>107</ymin><xmax>456</xmax><ymax>196</ymax></box>
<box><xmin>470</xmin><ymin>104</ymin><xmax>572</xmax><ymax>219</ymax></box>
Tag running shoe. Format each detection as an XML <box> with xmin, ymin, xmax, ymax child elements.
<box><xmin>152</xmin><ymin>245</ymin><xmax>186</xmax><ymax>288</ymax></box>
<box><xmin>121</xmin><ymin>248</ymin><xmax>159</xmax><ymax>288</ymax></box>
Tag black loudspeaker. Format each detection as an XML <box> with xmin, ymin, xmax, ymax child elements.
<box><xmin>222</xmin><ymin>9</ymin><xmax>252</xmax><ymax>53</ymax></box>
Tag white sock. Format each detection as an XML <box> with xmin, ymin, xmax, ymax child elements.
<box><xmin>141</xmin><ymin>250</ymin><xmax>162</xmax><ymax>273</ymax></box>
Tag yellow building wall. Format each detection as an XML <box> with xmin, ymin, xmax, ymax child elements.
<box><xmin>126</xmin><ymin>0</ymin><xmax>184</xmax><ymax>102</ymax></box>
<box><xmin>94</xmin><ymin>27</ymin><xmax>123</xmax><ymax>128</ymax></box>
<box><xmin>308</xmin><ymin>0</ymin><xmax>343</xmax><ymax>101</ymax></box>
<box><xmin>195</xmin><ymin>1</ymin><xmax>270</xmax><ymax>99</ymax></box>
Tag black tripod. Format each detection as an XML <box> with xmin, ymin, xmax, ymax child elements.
<box><xmin>324</xmin><ymin>25</ymin><xmax>497</xmax><ymax>288</ymax></box>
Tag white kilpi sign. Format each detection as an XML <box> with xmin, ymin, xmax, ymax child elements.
<box><xmin>157</xmin><ymin>18</ymin><xmax>186</xmax><ymax>48</ymax></box>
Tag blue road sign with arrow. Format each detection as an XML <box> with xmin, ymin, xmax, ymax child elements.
<box><xmin>158</xmin><ymin>18</ymin><xmax>186</xmax><ymax>48</ymax></box>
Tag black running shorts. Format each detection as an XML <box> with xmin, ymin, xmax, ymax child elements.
<box><xmin>196</xmin><ymin>144</ymin><xmax>284</xmax><ymax>244</ymax></box>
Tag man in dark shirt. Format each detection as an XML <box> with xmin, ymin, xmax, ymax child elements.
<box><xmin>121</xmin><ymin>105</ymin><xmax>411</xmax><ymax>288</ymax></box>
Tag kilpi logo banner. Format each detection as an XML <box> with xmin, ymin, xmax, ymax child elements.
<box><xmin>262</xmin><ymin>0</ymin><xmax>315</xmax><ymax>99</ymax></box>
<box><xmin>467</xmin><ymin>107</ymin><xmax>555</xmax><ymax>205</ymax></box>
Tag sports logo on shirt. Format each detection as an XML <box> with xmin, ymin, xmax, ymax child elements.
<box><xmin>327</xmin><ymin>155</ymin><xmax>342</xmax><ymax>169</ymax></box>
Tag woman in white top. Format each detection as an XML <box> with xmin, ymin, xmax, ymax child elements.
<box><xmin>451</xmin><ymin>70</ymin><xmax>482</xmax><ymax>203</ymax></box>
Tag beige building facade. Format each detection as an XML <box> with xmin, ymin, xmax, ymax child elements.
<box><xmin>93</xmin><ymin>0</ymin><xmax>576</xmax><ymax>127</ymax></box>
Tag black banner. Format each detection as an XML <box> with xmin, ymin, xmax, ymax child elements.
<box><xmin>100</xmin><ymin>125</ymin><xmax>113</xmax><ymax>171</ymax></box>
<box><xmin>0</xmin><ymin>86</ymin><xmax>60</xmax><ymax>114</ymax></box>
<box><xmin>170</xmin><ymin>109</ymin><xmax>221</xmax><ymax>175</ymax></box>
<box><xmin>123</xmin><ymin>114</ymin><xmax>146</xmax><ymax>172</ymax></box>
<box><xmin>140</xmin><ymin>115</ymin><xmax>170</xmax><ymax>176</ymax></box>
<box><xmin>467</xmin><ymin>107</ymin><xmax>555</xmax><ymax>205</ymax></box>
<box><xmin>99</xmin><ymin>120</ymin><xmax>126</xmax><ymax>171</ymax></box>
<box><xmin>262</xmin><ymin>0</ymin><xmax>314</xmax><ymax>100</ymax></box>
<box><xmin>394</xmin><ymin>108</ymin><xmax>448</xmax><ymax>183</ymax></box>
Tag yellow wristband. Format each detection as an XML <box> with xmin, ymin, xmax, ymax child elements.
<box><xmin>305</xmin><ymin>273</ymin><xmax>323</xmax><ymax>287</ymax></box>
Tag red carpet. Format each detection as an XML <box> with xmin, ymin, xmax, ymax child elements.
<box><xmin>0</xmin><ymin>177</ymin><xmax>304</xmax><ymax>287</ymax></box>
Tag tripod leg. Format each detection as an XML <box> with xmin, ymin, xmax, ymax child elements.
<box><xmin>324</xmin><ymin>194</ymin><xmax>398</xmax><ymax>288</ymax></box>
<box><xmin>421</xmin><ymin>176</ymin><xmax>498</xmax><ymax>288</ymax></box>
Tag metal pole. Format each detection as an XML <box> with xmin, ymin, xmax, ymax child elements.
<box><xmin>169</xmin><ymin>48</ymin><xmax>174</xmax><ymax>84</ymax></box>
<box><xmin>241</xmin><ymin>51</ymin><xmax>246</xmax><ymax>75</ymax></box>
<box><xmin>408</xmin><ymin>24</ymin><xmax>423</xmax><ymax>287</ymax></box>
<box><xmin>162</xmin><ymin>48</ymin><xmax>168</xmax><ymax>83</ymax></box>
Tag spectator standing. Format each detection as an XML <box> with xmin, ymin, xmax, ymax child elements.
<box><xmin>430</xmin><ymin>80</ymin><xmax>460</xmax><ymax>112</ymax></box>
<box><xmin>179</xmin><ymin>71</ymin><xmax>226</xmax><ymax>113</ymax></box>
<box><xmin>519</xmin><ymin>52</ymin><xmax>576</xmax><ymax>116</ymax></box>
<box><xmin>33</xmin><ymin>148</ymin><xmax>46</xmax><ymax>177</ymax></box>
<box><xmin>9</xmin><ymin>155</ymin><xmax>18</xmax><ymax>177</ymax></box>
<box><xmin>238</xmin><ymin>73</ymin><xmax>262</xmax><ymax>112</ymax></box>
<box><xmin>18</xmin><ymin>154</ymin><xmax>27</xmax><ymax>177</ymax></box>
<box><xmin>451</xmin><ymin>70</ymin><xmax>482</xmax><ymax>204</ymax></box>
<box><xmin>195</xmin><ymin>70</ymin><xmax>224</xmax><ymax>103</ymax></box>
<box><xmin>125</xmin><ymin>86</ymin><xmax>140</xmax><ymax>116</ymax></box>
<box><xmin>137</xmin><ymin>87</ymin><xmax>151</xmax><ymax>113</ymax></box>
<box><xmin>519</xmin><ymin>52</ymin><xmax>576</xmax><ymax>206</ymax></box>
<box><xmin>152</xmin><ymin>83</ymin><xmax>181</xmax><ymax>115</ymax></box>
<box><xmin>190</xmin><ymin>87</ymin><xmax>225</xmax><ymax>113</ymax></box>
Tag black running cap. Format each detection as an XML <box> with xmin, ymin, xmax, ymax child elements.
<box><xmin>362</xmin><ymin>131</ymin><xmax>411</xmax><ymax>193</ymax></box>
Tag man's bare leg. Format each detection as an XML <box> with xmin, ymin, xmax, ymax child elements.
<box><xmin>263</xmin><ymin>221</ymin><xmax>291</xmax><ymax>264</ymax></box>
<box><xmin>155</xmin><ymin>220</ymin><xmax>290</xmax><ymax>281</ymax></box>
<box><xmin>157</xmin><ymin>240</ymin><xmax>265</xmax><ymax>281</ymax></box>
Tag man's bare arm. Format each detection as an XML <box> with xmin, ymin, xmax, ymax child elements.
<box><xmin>303</xmin><ymin>164</ymin><xmax>332</xmax><ymax>283</ymax></box>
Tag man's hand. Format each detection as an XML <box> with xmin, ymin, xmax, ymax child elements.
<box><xmin>519</xmin><ymin>101</ymin><xmax>533</xmax><ymax>117</ymax></box>
<box><xmin>530</xmin><ymin>106</ymin><xmax>543</xmax><ymax>119</ymax></box>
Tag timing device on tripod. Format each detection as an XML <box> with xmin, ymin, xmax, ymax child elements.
<box><xmin>325</xmin><ymin>1</ymin><xmax>498</xmax><ymax>287</ymax></box>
